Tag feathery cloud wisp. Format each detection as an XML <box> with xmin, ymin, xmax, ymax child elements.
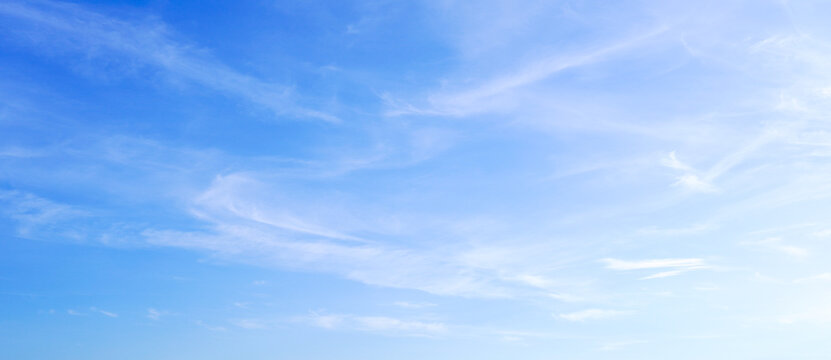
<box><xmin>304</xmin><ymin>312</ymin><xmax>446</xmax><ymax>337</ymax></box>
<box><xmin>558</xmin><ymin>309</ymin><xmax>630</xmax><ymax>322</ymax></box>
<box><xmin>0</xmin><ymin>1</ymin><xmax>337</xmax><ymax>122</ymax></box>
<box><xmin>602</xmin><ymin>258</ymin><xmax>710</xmax><ymax>280</ymax></box>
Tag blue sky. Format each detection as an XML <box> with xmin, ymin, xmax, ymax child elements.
<box><xmin>2</xmin><ymin>0</ymin><xmax>831</xmax><ymax>359</ymax></box>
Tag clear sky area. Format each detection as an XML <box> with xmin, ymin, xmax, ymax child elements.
<box><xmin>2</xmin><ymin>1</ymin><xmax>831</xmax><ymax>359</ymax></box>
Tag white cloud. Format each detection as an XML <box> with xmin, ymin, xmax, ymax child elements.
<box><xmin>547</xmin><ymin>293</ymin><xmax>585</xmax><ymax>303</ymax></box>
<box><xmin>308</xmin><ymin>313</ymin><xmax>343</xmax><ymax>329</ymax></box>
<box><xmin>0</xmin><ymin>146</ymin><xmax>43</xmax><ymax>158</ymax></box>
<box><xmin>0</xmin><ymin>1</ymin><xmax>336</xmax><ymax>122</ymax></box>
<box><xmin>778</xmin><ymin>306</ymin><xmax>831</xmax><ymax>324</ymax></box>
<box><xmin>143</xmin><ymin>173</ymin><xmax>585</xmax><ymax>299</ymax></box>
<box><xmin>0</xmin><ymin>190</ymin><xmax>86</xmax><ymax>237</ymax></box>
<box><xmin>557</xmin><ymin>309</ymin><xmax>630</xmax><ymax>322</ymax></box>
<box><xmin>599</xmin><ymin>340</ymin><xmax>647</xmax><ymax>351</ymax></box>
<box><xmin>662</xmin><ymin>129</ymin><xmax>779</xmax><ymax>194</ymax></box>
<box><xmin>742</xmin><ymin>237</ymin><xmax>809</xmax><ymax>258</ymax></box>
<box><xmin>230</xmin><ymin>318</ymin><xmax>268</xmax><ymax>330</ymax></box>
<box><xmin>637</xmin><ymin>223</ymin><xmax>714</xmax><ymax>236</ymax></box>
<box><xmin>354</xmin><ymin>316</ymin><xmax>446</xmax><ymax>334</ymax></box>
<box><xmin>509</xmin><ymin>274</ymin><xmax>554</xmax><ymax>289</ymax></box>
<box><xmin>147</xmin><ymin>308</ymin><xmax>163</xmax><ymax>321</ymax></box>
<box><xmin>8</xmin><ymin>2</ymin><xmax>831</xmax><ymax>351</ymax></box>
<box><xmin>794</xmin><ymin>273</ymin><xmax>831</xmax><ymax>283</ymax></box>
<box><xmin>661</xmin><ymin>151</ymin><xmax>693</xmax><ymax>171</ymax></box>
<box><xmin>304</xmin><ymin>312</ymin><xmax>446</xmax><ymax>337</ymax></box>
<box><xmin>386</xmin><ymin>26</ymin><xmax>669</xmax><ymax>117</ymax></box>
<box><xmin>811</xmin><ymin>229</ymin><xmax>831</xmax><ymax>238</ymax></box>
<box><xmin>393</xmin><ymin>301</ymin><xmax>437</xmax><ymax>309</ymax></box>
<box><xmin>90</xmin><ymin>307</ymin><xmax>118</xmax><ymax>318</ymax></box>
<box><xmin>233</xmin><ymin>302</ymin><xmax>251</xmax><ymax>309</ymax></box>
<box><xmin>603</xmin><ymin>258</ymin><xmax>709</xmax><ymax>280</ymax></box>
<box><xmin>639</xmin><ymin>270</ymin><xmax>686</xmax><ymax>280</ymax></box>
<box><xmin>602</xmin><ymin>258</ymin><xmax>706</xmax><ymax>271</ymax></box>
<box><xmin>195</xmin><ymin>320</ymin><xmax>227</xmax><ymax>332</ymax></box>
<box><xmin>673</xmin><ymin>174</ymin><xmax>718</xmax><ymax>193</ymax></box>
<box><xmin>693</xmin><ymin>284</ymin><xmax>719</xmax><ymax>291</ymax></box>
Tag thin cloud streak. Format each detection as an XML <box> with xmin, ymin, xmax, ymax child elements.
<box><xmin>602</xmin><ymin>258</ymin><xmax>706</xmax><ymax>271</ymax></box>
<box><xmin>558</xmin><ymin>309</ymin><xmax>630</xmax><ymax>322</ymax></box>
<box><xmin>603</xmin><ymin>258</ymin><xmax>711</xmax><ymax>280</ymax></box>
<box><xmin>386</xmin><ymin>26</ymin><xmax>669</xmax><ymax>117</ymax></box>
<box><xmin>143</xmin><ymin>173</ymin><xmax>592</xmax><ymax>299</ymax></box>
<box><xmin>303</xmin><ymin>312</ymin><xmax>447</xmax><ymax>337</ymax></box>
<box><xmin>0</xmin><ymin>1</ymin><xmax>337</xmax><ymax>122</ymax></box>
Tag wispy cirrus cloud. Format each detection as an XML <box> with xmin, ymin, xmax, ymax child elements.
<box><xmin>194</xmin><ymin>320</ymin><xmax>226</xmax><ymax>332</ymax></box>
<box><xmin>67</xmin><ymin>307</ymin><xmax>118</xmax><ymax>318</ymax></box>
<box><xmin>303</xmin><ymin>312</ymin><xmax>446</xmax><ymax>337</ymax></box>
<box><xmin>602</xmin><ymin>258</ymin><xmax>710</xmax><ymax>280</ymax></box>
<box><xmin>0</xmin><ymin>190</ymin><xmax>86</xmax><ymax>238</ymax></box>
<box><xmin>742</xmin><ymin>237</ymin><xmax>809</xmax><ymax>258</ymax></box>
<box><xmin>661</xmin><ymin>130</ymin><xmax>777</xmax><ymax>193</ymax></box>
<box><xmin>598</xmin><ymin>339</ymin><xmax>647</xmax><ymax>351</ymax></box>
<box><xmin>778</xmin><ymin>306</ymin><xmax>831</xmax><ymax>325</ymax></box>
<box><xmin>230</xmin><ymin>318</ymin><xmax>269</xmax><ymax>330</ymax></box>
<box><xmin>142</xmin><ymin>172</ymin><xmax>593</xmax><ymax>299</ymax></box>
<box><xmin>557</xmin><ymin>309</ymin><xmax>630</xmax><ymax>322</ymax></box>
<box><xmin>8</xmin><ymin>1</ymin><xmax>831</xmax><ymax>356</ymax></box>
<box><xmin>0</xmin><ymin>0</ymin><xmax>337</xmax><ymax>122</ymax></box>
<box><xmin>602</xmin><ymin>258</ymin><xmax>706</xmax><ymax>271</ymax></box>
<box><xmin>793</xmin><ymin>273</ymin><xmax>831</xmax><ymax>284</ymax></box>
<box><xmin>393</xmin><ymin>301</ymin><xmax>437</xmax><ymax>309</ymax></box>
<box><xmin>90</xmin><ymin>307</ymin><xmax>118</xmax><ymax>318</ymax></box>
<box><xmin>146</xmin><ymin>308</ymin><xmax>168</xmax><ymax>321</ymax></box>
<box><xmin>385</xmin><ymin>26</ymin><xmax>669</xmax><ymax>117</ymax></box>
